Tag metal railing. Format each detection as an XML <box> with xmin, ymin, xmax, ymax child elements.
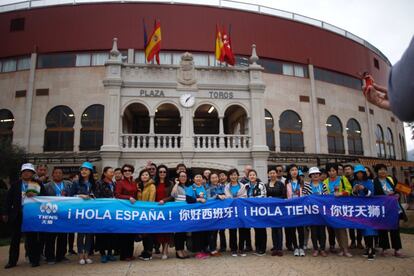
<box><xmin>0</xmin><ymin>0</ymin><xmax>391</xmax><ymax>65</ymax></box>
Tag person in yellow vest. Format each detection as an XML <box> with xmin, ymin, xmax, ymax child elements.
<box><xmin>323</xmin><ymin>163</ymin><xmax>353</xmax><ymax>257</ymax></box>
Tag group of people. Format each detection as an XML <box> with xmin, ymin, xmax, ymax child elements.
<box><xmin>2</xmin><ymin>161</ymin><xmax>407</xmax><ymax>269</ymax></box>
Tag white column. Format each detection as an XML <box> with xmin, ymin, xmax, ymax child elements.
<box><xmin>23</xmin><ymin>52</ymin><xmax>37</xmax><ymax>151</ymax></box>
<box><xmin>248</xmin><ymin>44</ymin><xmax>269</xmax><ymax>182</ymax></box>
<box><xmin>101</xmin><ymin>38</ymin><xmax>123</xmax><ymax>166</ymax></box>
<box><xmin>219</xmin><ymin>116</ymin><xmax>224</xmax><ymax>148</ymax></box>
<box><xmin>364</xmin><ymin>100</ymin><xmax>375</xmax><ymax>157</ymax></box>
<box><xmin>308</xmin><ymin>63</ymin><xmax>321</xmax><ymax>154</ymax></box>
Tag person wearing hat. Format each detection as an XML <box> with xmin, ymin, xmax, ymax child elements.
<box><xmin>303</xmin><ymin>167</ymin><xmax>328</xmax><ymax>257</ymax></box>
<box><xmin>352</xmin><ymin>164</ymin><xmax>377</xmax><ymax>260</ymax></box>
<box><xmin>71</xmin><ymin>161</ymin><xmax>96</xmax><ymax>265</ymax></box>
<box><xmin>3</xmin><ymin>163</ymin><xmax>45</xmax><ymax>269</ymax></box>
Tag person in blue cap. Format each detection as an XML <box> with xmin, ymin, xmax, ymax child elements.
<box><xmin>71</xmin><ymin>161</ymin><xmax>96</xmax><ymax>265</ymax></box>
<box><xmin>352</xmin><ymin>164</ymin><xmax>377</xmax><ymax>261</ymax></box>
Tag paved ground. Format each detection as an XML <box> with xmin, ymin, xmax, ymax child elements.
<box><xmin>1</xmin><ymin>230</ymin><xmax>413</xmax><ymax>276</ymax></box>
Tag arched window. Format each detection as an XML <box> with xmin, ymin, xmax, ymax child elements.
<box><xmin>375</xmin><ymin>125</ymin><xmax>386</xmax><ymax>158</ymax></box>
<box><xmin>80</xmin><ymin>104</ymin><xmax>104</xmax><ymax>151</ymax></box>
<box><xmin>0</xmin><ymin>109</ymin><xmax>14</xmax><ymax>143</ymax></box>
<box><xmin>122</xmin><ymin>103</ymin><xmax>149</xmax><ymax>133</ymax></box>
<box><xmin>385</xmin><ymin>128</ymin><xmax>395</xmax><ymax>159</ymax></box>
<box><xmin>346</xmin><ymin>118</ymin><xmax>363</xmax><ymax>155</ymax></box>
<box><xmin>326</xmin><ymin>115</ymin><xmax>345</xmax><ymax>154</ymax></box>
<box><xmin>279</xmin><ymin>110</ymin><xmax>304</xmax><ymax>152</ymax></box>
<box><xmin>194</xmin><ymin>104</ymin><xmax>219</xmax><ymax>134</ymax></box>
<box><xmin>44</xmin><ymin>105</ymin><xmax>75</xmax><ymax>151</ymax></box>
<box><xmin>155</xmin><ymin>103</ymin><xmax>181</xmax><ymax>134</ymax></box>
<box><xmin>224</xmin><ymin>105</ymin><xmax>248</xmax><ymax>134</ymax></box>
<box><xmin>265</xmin><ymin>109</ymin><xmax>275</xmax><ymax>151</ymax></box>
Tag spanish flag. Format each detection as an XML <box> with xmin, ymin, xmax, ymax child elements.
<box><xmin>145</xmin><ymin>20</ymin><xmax>162</xmax><ymax>64</ymax></box>
<box><xmin>215</xmin><ymin>24</ymin><xmax>224</xmax><ymax>62</ymax></box>
<box><xmin>215</xmin><ymin>24</ymin><xmax>235</xmax><ymax>65</ymax></box>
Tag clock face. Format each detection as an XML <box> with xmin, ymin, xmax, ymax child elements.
<box><xmin>180</xmin><ymin>94</ymin><xmax>195</xmax><ymax>108</ymax></box>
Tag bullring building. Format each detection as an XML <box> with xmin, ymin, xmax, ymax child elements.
<box><xmin>0</xmin><ymin>0</ymin><xmax>412</xmax><ymax>181</ymax></box>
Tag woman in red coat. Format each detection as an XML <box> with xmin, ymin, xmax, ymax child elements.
<box><xmin>115</xmin><ymin>164</ymin><xmax>139</xmax><ymax>261</ymax></box>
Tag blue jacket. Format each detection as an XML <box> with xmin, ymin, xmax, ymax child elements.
<box><xmin>207</xmin><ymin>183</ymin><xmax>226</xmax><ymax>199</ymax></box>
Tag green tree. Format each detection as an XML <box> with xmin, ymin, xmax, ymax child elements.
<box><xmin>0</xmin><ymin>140</ymin><xmax>26</xmax><ymax>182</ymax></box>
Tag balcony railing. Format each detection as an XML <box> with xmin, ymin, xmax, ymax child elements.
<box><xmin>120</xmin><ymin>134</ymin><xmax>182</xmax><ymax>151</ymax></box>
<box><xmin>119</xmin><ymin>133</ymin><xmax>251</xmax><ymax>151</ymax></box>
<box><xmin>193</xmin><ymin>134</ymin><xmax>250</xmax><ymax>151</ymax></box>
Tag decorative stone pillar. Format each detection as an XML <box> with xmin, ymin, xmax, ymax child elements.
<box><xmin>101</xmin><ymin>38</ymin><xmax>123</xmax><ymax>168</ymax></box>
<box><xmin>248</xmin><ymin>44</ymin><xmax>269</xmax><ymax>182</ymax></box>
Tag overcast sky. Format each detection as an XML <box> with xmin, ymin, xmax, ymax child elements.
<box><xmin>1</xmin><ymin>0</ymin><xmax>413</xmax><ymax>153</ymax></box>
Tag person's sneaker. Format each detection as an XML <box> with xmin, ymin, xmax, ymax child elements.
<box><xmin>303</xmin><ymin>245</ymin><xmax>308</xmax><ymax>250</ymax></box>
<box><xmin>231</xmin><ymin>251</ymin><xmax>238</xmax><ymax>257</ymax></box>
<box><xmin>79</xmin><ymin>259</ymin><xmax>86</xmax><ymax>265</ymax></box>
<box><xmin>210</xmin><ymin>251</ymin><xmax>221</xmax><ymax>257</ymax></box>
<box><xmin>31</xmin><ymin>262</ymin><xmax>40</xmax><ymax>267</ymax></box>
<box><xmin>349</xmin><ymin>243</ymin><xmax>356</xmax><ymax>249</ymax></box>
<box><xmin>85</xmin><ymin>258</ymin><xmax>93</xmax><ymax>264</ymax></box>
<box><xmin>161</xmin><ymin>254</ymin><xmax>168</xmax><ymax>260</ymax></box>
<box><xmin>101</xmin><ymin>255</ymin><xmax>108</xmax><ymax>263</ymax></box>
<box><xmin>320</xmin><ymin>250</ymin><xmax>327</xmax><ymax>257</ymax></box>
<box><xmin>329</xmin><ymin>246</ymin><xmax>337</xmax><ymax>254</ymax></box>
<box><xmin>219</xmin><ymin>248</ymin><xmax>226</xmax><ymax>253</ymax></box>
<box><xmin>271</xmin><ymin>250</ymin><xmax>278</xmax><ymax>256</ymax></box>
<box><xmin>344</xmin><ymin>252</ymin><xmax>353</xmax><ymax>258</ymax></box>
<box><xmin>294</xmin><ymin>248</ymin><xmax>300</xmax><ymax>256</ymax></box>
<box><xmin>68</xmin><ymin>250</ymin><xmax>77</xmax><ymax>255</ymax></box>
<box><xmin>368</xmin><ymin>250</ymin><xmax>375</xmax><ymax>261</ymax></box>
<box><xmin>312</xmin><ymin>250</ymin><xmax>319</xmax><ymax>257</ymax></box>
<box><xmin>195</xmin><ymin>253</ymin><xmax>208</xmax><ymax>259</ymax></box>
<box><xmin>138</xmin><ymin>253</ymin><xmax>152</xmax><ymax>261</ymax></box>
<box><xmin>394</xmin><ymin>250</ymin><xmax>406</xmax><ymax>258</ymax></box>
<box><xmin>337</xmin><ymin>251</ymin><xmax>344</xmax><ymax>257</ymax></box>
<box><xmin>239</xmin><ymin>250</ymin><xmax>247</xmax><ymax>257</ymax></box>
<box><xmin>245</xmin><ymin>246</ymin><xmax>253</xmax><ymax>252</ymax></box>
<box><xmin>155</xmin><ymin>248</ymin><xmax>161</xmax><ymax>254</ymax></box>
<box><xmin>276</xmin><ymin>250</ymin><xmax>283</xmax><ymax>256</ymax></box>
<box><xmin>253</xmin><ymin>251</ymin><xmax>266</xmax><ymax>256</ymax></box>
<box><xmin>299</xmin><ymin>248</ymin><xmax>305</xmax><ymax>256</ymax></box>
<box><xmin>363</xmin><ymin>249</ymin><xmax>369</xmax><ymax>257</ymax></box>
<box><xmin>108</xmin><ymin>255</ymin><xmax>117</xmax><ymax>261</ymax></box>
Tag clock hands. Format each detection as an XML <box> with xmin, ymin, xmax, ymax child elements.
<box><xmin>185</xmin><ymin>96</ymin><xmax>191</xmax><ymax>103</ymax></box>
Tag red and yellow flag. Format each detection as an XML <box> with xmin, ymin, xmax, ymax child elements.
<box><xmin>215</xmin><ymin>24</ymin><xmax>235</xmax><ymax>65</ymax></box>
<box><xmin>145</xmin><ymin>20</ymin><xmax>162</xmax><ymax>64</ymax></box>
<box><xmin>215</xmin><ymin>24</ymin><xmax>224</xmax><ymax>62</ymax></box>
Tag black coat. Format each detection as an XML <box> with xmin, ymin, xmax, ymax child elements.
<box><xmin>3</xmin><ymin>179</ymin><xmax>45</xmax><ymax>222</ymax></box>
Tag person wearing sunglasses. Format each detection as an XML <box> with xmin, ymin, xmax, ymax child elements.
<box><xmin>114</xmin><ymin>164</ymin><xmax>138</xmax><ymax>261</ymax></box>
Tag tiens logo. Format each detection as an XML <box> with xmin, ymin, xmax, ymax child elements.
<box><xmin>40</xmin><ymin>202</ymin><xmax>58</xmax><ymax>214</ymax></box>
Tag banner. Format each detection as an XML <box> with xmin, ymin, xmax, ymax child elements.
<box><xmin>22</xmin><ymin>195</ymin><xmax>399</xmax><ymax>233</ymax></box>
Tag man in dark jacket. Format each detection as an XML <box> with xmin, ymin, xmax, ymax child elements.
<box><xmin>3</xmin><ymin>163</ymin><xmax>45</xmax><ymax>269</ymax></box>
<box><xmin>43</xmin><ymin>167</ymin><xmax>72</xmax><ymax>264</ymax></box>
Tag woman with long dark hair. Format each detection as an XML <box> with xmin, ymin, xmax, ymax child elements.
<box><xmin>94</xmin><ymin>166</ymin><xmax>117</xmax><ymax>263</ymax></box>
<box><xmin>114</xmin><ymin>164</ymin><xmax>138</xmax><ymax>261</ymax></box>
<box><xmin>155</xmin><ymin>165</ymin><xmax>174</xmax><ymax>260</ymax></box>
<box><xmin>71</xmin><ymin>162</ymin><xmax>96</xmax><ymax>265</ymax></box>
<box><xmin>245</xmin><ymin>169</ymin><xmax>267</xmax><ymax>256</ymax></box>
<box><xmin>170</xmin><ymin>170</ymin><xmax>190</xmax><ymax>259</ymax></box>
<box><xmin>285</xmin><ymin>164</ymin><xmax>305</xmax><ymax>257</ymax></box>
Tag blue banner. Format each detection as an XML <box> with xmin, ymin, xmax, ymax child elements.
<box><xmin>22</xmin><ymin>195</ymin><xmax>399</xmax><ymax>233</ymax></box>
